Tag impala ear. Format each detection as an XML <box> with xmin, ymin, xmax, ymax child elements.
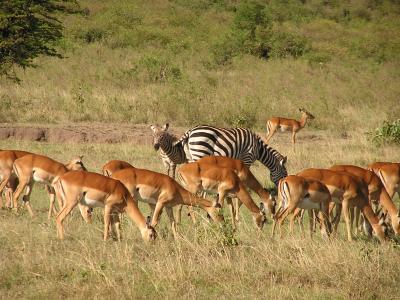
<box><xmin>259</xmin><ymin>202</ymin><xmax>265</xmax><ymax>212</ymax></box>
<box><xmin>162</xmin><ymin>123</ymin><xmax>169</xmax><ymax>131</ymax></box>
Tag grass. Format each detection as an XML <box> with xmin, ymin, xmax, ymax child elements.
<box><xmin>0</xmin><ymin>131</ymin><xmax>399</xmax><ymax>299</ymax></box>
<box><xmin>0</xmin><ymin>0</ymin><xmax>399</xmax><ymax>132</ymax></box>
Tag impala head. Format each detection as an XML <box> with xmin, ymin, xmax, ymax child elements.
<box><xmin>150</xmin><ymin>123</ymin><xmax>170</xmax><ymax>151</ymax></box>
<box><xmin>299</xmin><ymin>108</ymin><xmax>315</xmax><ymax>120</ymax></box>
<box><xmin>263</xmin><ymin>187</ymin><xmax>277</xmax><ymax>215</ymax></box>
<box><xmin>66</xmin><ymin>156</ymin><xmax>87</xmax><ymax>171</ymax></box>
<box><xmin>141</xmin><ymin>216</ymin><xmax>157</xmax><ymax>242</ymax></box>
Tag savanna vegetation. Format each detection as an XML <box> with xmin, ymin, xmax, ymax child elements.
<box><xmin>0</xmin><ymin>0</ymin><xmax>399</xmax><ymax>134</ymax></box>
<box><xmin>1</xmin><ymin>0</ymin><xmax>400</xmax><ymax>299</ymax></box>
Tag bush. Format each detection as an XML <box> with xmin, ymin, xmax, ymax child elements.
<box><xmin>369</xmin><ymin>119</ymin><xmax>400</xmax><ymax>145</ymax></box>
<box><xmin>212</xmin><ymin>0</ymin><xmax>309</xmax><ymax>64</ymax></box>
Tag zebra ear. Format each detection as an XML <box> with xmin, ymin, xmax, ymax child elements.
<box><xmin>162</xmin><ymin>123</ymin><xmax>169</xmax><ymax>131</ymax></box>
<box><xmin>150</xmin><ymin>125</ymin><xmax>157</xmax><ymax>133</ymax></box>
<box><xmin>281</xmin><ymin>156</ymin><xmax>287</xmax><ymax>166</ymax></box>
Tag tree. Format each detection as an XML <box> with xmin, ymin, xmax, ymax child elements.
<box><xmin>0</xmin><ymin>0</ymin><xmax>78</xmax><ymax>81</ymax></box>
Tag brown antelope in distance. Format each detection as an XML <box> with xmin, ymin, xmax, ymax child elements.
<box><xmin>52</xmin><ymin>170</ymin><xmax>156</xmax><ymax>242</ymax></box>
<box><xmin>272</xmin><ymin>175</ymin><xmax>332</xmax><ymax>238</ymax></box>
<box><xmin>195</xmin><ymin>156</ymin><xmax>276</xmax><ymax>218</ymax></box>
<box><xmin>177</xmin><ymin>162</ymin><xmax>266</xmax><ymax>230</ymax></box>
<box><xmin>110</xmin><ymin>166</ymin><xmax>224</xmax><ymax>236</ymax></box>
<box><xmin>0</xmin><ymin>150</ymin><xmax>33</xmax><ymax>208</ymax></box>
<box><xmin>368</xmin><ymin>162</ymin><xmax>400</xmax><ymax>200</ymax></box>
<box><xmin>297</xmin><ymin>168</ymin><xmax>386</xmax><ymax>242</ymax></box>
<box><xmin>330</xmin><ymin>164</ymin><xmax>400</xmax><ymax>235</ymax></box>
<box><xmin>265</xmin><ymin>108</ymin><xmax>315</xmax><ymax>144</ymax></box>
<box><xmin>12</xmin><ymin>154</ymin><xmax>86</xmax><ymax>219</ymax></box>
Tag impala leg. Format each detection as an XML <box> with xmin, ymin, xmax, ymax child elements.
<box><xmin>277</xmin><ymin>205</ymin><xmax>297</xmax><ymax>238</ymax></box>
<box><xmin>166</xmin><ymin>207</ymin><xmax>178</xmax><ymax>238</ymax></box>
<box><xmin>226</xmin><ymin>198</ymin><xmax>236</xmax><ymax>230</ymax></box>
<box><xmin>56</xmin><ymin>198</ymin><xmax>78</xmax><ymax>240</ymax></box>
<box><xmin>111</xmin><ymin>212</ymin><xmax>121</xmax><ymax>241</ymax></box>
<box><xmin>12</xmin><ymin>179</ymin><xmax>29</xmax><ymax>212</ymax></box>
<box><xmin>103</xmin><ymin>205</ymin><xmax>112</xmax><ymax>241</ymax></box>
<box><xmin>234</xmin><ymin>197</ymin><xmax>241</xmax><ymax>223</ymax></box>
<box><xmin>46</xmin><ymin>185</ymin><xmax>57</xmax><ymax>220</ymax></box>
<box><xmin>5</xmin><ymin>188</ymin><xmax>13</xmax><ymax>208</ymax></box>
<box><xmin>0</xmin><ymin>172</ymin><xmax>11</xmax><ymax>195</ymax></box>
<box><xmin>292</xmin><ymin>131</ymin><xmax>297</xmax><ymax>144</ymax></box>
<box><xmin>22</xmin><ymin>182</ymin><xmax>35</xmax><ymax>217</ymax></box>
<box><xmin>332</xmin><ymin>203</ymin><xmax>342</xmax><ymax>234</ymax></box>
<box><xmin>342</xmin><ymin>199</ymin><xmax>353</xmax><ymax>241</ymax></box>
<box><xmin>151</xmin><ymin>201</ymin><xmax>164</xmax><ymax>228</ymax></box>
<box><xmin>78</xmin><ymin>203</ymin><xmax>92</xmax><ymax>224</ymax></box>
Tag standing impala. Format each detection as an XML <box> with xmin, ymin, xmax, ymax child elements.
<box><xmin>265</xmin><ymin>108</ymin><xmax>315</xmax><ymax>144</ymax></box>
<box><xmin>110</xmin><ymin>166</ymin><xmax>224</xmax><ymax>236</ymax></box>
<box><xmin>53</xmin><ymin>170</ymin><xmax>156</xmax><ymax>242</ymax></box>
<box><xmin>368</xmin><ymin>162</ymin><xmax>400</xmax><ymax>199</ymax></box>
<box><xmin>272</xmin><ymin>175</ymin><xmax>332</xmax><ymax>238</ymax></box>
<box><xmin>12</xmin><ymin>154</ymin><xmax>86</xmax><ymax>219</ymax></box>
<box><xmin>330</xmin><ymin>164</ymin><xmax>400</xmax><ymax>235</ymax></box>
<box><xmin>0</xmin><ymin>150</ymin><xmax>33</xmax><ymax>208</ymax></box>
<box><xmin>177</xmin><ymin>161</ymin><xmax>266</xmax><ymax>230</ymax></box>
<box><xmin>297</xmin><ymin>168</ymin><xmax>386</xmax><ymax>242</ymax></box>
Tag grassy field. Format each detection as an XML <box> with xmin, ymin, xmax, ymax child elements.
<box><xmin>0</xmin><ymin>131</ymin><xmax>399</xmax><ymax>299</ymax></box>
<box><xmin>1</xmin><ymin>0</ymin><xmax>399</xmax><ymax>133</ymax></box>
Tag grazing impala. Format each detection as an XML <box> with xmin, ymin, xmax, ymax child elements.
<box><xmin>368</xmin><ymin>162</ymin><xmax>400</xmax><ymax>199</ymax></box>
<box><xmin>53</xmin><ymin>170</ymin><xmax>156</xmax><ymax>242</ymax></box>
<box><xmin>194</xmin><ymin>156</ymin><xmax>276</xmax><ymax>217</ymax></box>
<box><xmin>12</xmin><ymin>154</ymin><xmax>86</xmax><ymax>219</ymax></box>
<box><xmin>110</xmin><ymin>167</ymin><xmax>224</xmax><ymax>236</ymax></box>
<box><xmin>177</xmin><ymin>162</ymin><xmax>266</xmax><ymax>230</ymax></box>
<box><xmin>265</xmin><ymin>108</ymin><xmax>315</xmax><ymax>144</ymax></box>
<box><xmin>297</xmin><ymin>168</ymin><xmax>386</xmax><ymax>242</ymax></box>
<box><xmin>102</xmin><ymin>160</ymin><xmax>134</xmax><ymax>177</ymax></box>
<box><xmin>330</xmin><ymin>164</ymin><xmax>400</xmax><ymax>235</ymax></box>
<box><xmin>0</xmin><ymin>150</ymin><xmax>33</xmax><ymax>207</ymax></box>
<box><xmin>272</xmin><ymin>175</ymin><xmax>332</xmax><ymax>238</ymax></box>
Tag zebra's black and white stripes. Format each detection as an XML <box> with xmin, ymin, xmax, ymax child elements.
<box><xmin>150</xmin><ymin>124</ymin><xmax>187</xmax><ymax>178</ymax></box>
<box><xmin>176</xmin><ymin>125</ymin><xmax>287</xmax><ymax>186</ymax></box>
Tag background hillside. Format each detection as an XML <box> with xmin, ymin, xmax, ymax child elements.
<box><xmin>1</xmin><ymin>0</ymin><xmax>399</xmax><ymax>133</ymax></box>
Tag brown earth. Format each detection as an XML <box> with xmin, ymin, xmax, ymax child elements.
<box><xmin>0</xmin><ymin>123</ymin><xmax>187</xmax><ymax>145</ymax></box>
<box><xmin>0</xmin><ymin>123</ymin><xmax>323</xmax><ymax>145</ymax></box>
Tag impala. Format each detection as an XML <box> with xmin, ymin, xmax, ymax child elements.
<box><xmin>0</xmin><ymin>150</ymin><xmax>33</xmax><ymax>208</ymax></box>
<box><xmin>102</xmin><ymin>160</ymin><xmax>134</xmax><ymax>177</ymax></box>
<box><xmin>272</xmin><ymin>175</ymin><xmax>332</xmax><ymax>238</ymax></box>
<box><xmin>53</xmin><ymin>170</ymin><xmax>156</xmax><ymax>241</ymax></box>
<box><xmin>177</xmin><ymin>161</ymin><xmax>266</xmax><ymax>230</ymax></box>
<box><xmin>194</xmin><ymin>156</ymin><xmax>276</xmax><ymax>217</ymax></box>
<box><xmin>368</xmin><ymin>162</ymin><xmax>400</xmax><ymax>199</ymax></box>
<box><xmin>297</xmin><ymin>168</ymin><xmax>386</xmax><ymax>242</ymax></box>
<box><xmin>330</xmin><ymin>164</ymin><xmax>400</xmax><ymax>235</ymax></box>
<box><xmin>110</xmin><ymin>166</ymin><xmax>224</xmax><ymax>236</ymax></box>
<box><xmin>265</xmin><ymin>108</ymin><xmax>315</xmax><ymax>144</ymax></box>
<box><xmin>12</xmin><ymin>154</ymin><xmax>86</xmax><ymax>219</ymax></box>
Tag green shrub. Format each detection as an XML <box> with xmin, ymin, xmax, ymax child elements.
<box><xmin>128</xmin><ymin>56</ymin><xmax>182</xmax><ymax>83</ymax></box>
<box><xmin>268</xmin><ymin>30</ymin><xmax>310</xmax><ymax>58</ymax></box>
<box><xmin>369</xmin><ymin>119</ymin><xmax>400</xmax><ymax>145</ymax></box>
<box><xmin>78</xmin><ymin>27</ymin><xmax>107</xmax><ymax>43</ymax></box>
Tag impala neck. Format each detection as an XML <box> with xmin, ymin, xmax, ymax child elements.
<box><xmin>299</xmin><ymin>113</ymin><xmax>309</xmax><ymax>128</ymax></box>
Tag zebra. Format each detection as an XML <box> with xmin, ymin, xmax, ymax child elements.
<box><xmin>176</xmin><ymin>125</ymin><xmax>288</xmax><ymax>187</ymax></box>
<box><xmin>150</xmin><ymin>123</ymin><xmax>187</xmax><ymax>179</ymax></box>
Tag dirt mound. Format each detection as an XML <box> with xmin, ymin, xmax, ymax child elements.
<box><xmin>0</xmin><ymin>123</ymin><xmax>186</xmax><ymax>145</ymax></box>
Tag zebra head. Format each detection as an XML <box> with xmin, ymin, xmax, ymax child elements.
<box><xmin>270</xmin><ymin>156</ymin><xmax>288</xmax><ymax>187</ymax></box>
<box><xmin>150</xmin><ymin>123</ymin><xmax>176</xmax><ymax>151</ymax></box>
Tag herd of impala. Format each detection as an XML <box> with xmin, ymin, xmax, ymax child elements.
<box><xmin>0</xmin><ymin>120</ymin><xmax>399</xmax><ymax>245</ymax></box>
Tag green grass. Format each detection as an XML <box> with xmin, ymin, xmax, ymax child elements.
<box><xmin>0</xmin><ymin>0</ymin><xmax>399</xmax><ymax>132</ymax></box>
<box><xmin>0</xmin><ymin>132</ymin><xmax>399</xmax><ymax>299</ymax></box>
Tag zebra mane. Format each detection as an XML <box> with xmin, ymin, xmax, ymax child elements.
<box><xmin>256</xmin><ymin>135</ymin><xmax>286</xmax><ymax>164</ymax></box>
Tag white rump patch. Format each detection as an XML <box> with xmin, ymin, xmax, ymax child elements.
<box><xmin>80</xmin><ymin>197</ymin><xmax>104</xmax><ymax>208</ymax></box>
